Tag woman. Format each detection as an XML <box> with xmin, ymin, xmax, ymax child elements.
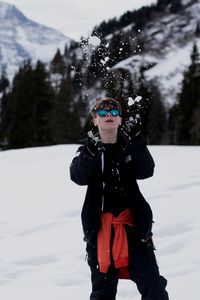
<box><xmin>70</xmin><ymin>98</ymin><xmax>169</xmax><ymax>300</ymax></box>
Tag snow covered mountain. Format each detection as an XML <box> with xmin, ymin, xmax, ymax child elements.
<box><xmin>112</xmin><ymin>0</ymin><xmax>200</xmax><ymax>106</ymax></box>
<box><xmin>76</xmin><ymin>0</ymin><xmax>200</xmax><ymax>107</ymax></box>
<box><xmin>0</xmin><ymin>1</ymin><xmax>73</xmax><ymax>81</ymax></box>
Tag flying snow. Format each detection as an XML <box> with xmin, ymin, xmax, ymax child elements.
<box><xmin>88</xmin><ymin>36</ymin><xmax>101</xmax><ymax>47</ymax></box>
<box><xmin>100</xmin><ymin>56</ymin><xmax>110</xmax><ymax>65</ymax></box>
<box><xmin>128</xmin><ymin>96</ymin><xmax>142</xmax><ymax>106</ymax></box>
<box><xmin>128</xmin><ymin>97</ymin><xmax>135</xmax><ymax>106</ymax></box>
<box><xmin>135</xmin><ymin>96</ymin><xmax>142</xmax><ymax>102</ymax></box>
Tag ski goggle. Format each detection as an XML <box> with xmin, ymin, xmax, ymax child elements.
<box><xmin>97</xmin><ymin>108</ymin><xmax>121</xmax><ymax>117</ymax></box>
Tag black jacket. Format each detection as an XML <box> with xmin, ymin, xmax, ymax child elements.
<box><xmin>70</xmin><ymin>130</ymin><xmax>155</xmax><ymax>244</ymax></box>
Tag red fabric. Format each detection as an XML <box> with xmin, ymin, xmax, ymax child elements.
<box><xmin>118</xmin><ymin>266</ymin><xmax>131</xmax><ymax>279</ymax></box>
<box><xmin>97</xmin><ymin>208</ymin><xmax>134</xmax><ymax>278</ymax></box>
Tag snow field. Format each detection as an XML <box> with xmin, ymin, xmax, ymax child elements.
<box><xmin>0</xmin><ymin>144</ymin><xmax>199</xmax><ymax>299</ymax></box>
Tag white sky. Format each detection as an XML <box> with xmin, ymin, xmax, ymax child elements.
<box><xmin>3</xmin><ymin>0</ymin><xmax>157</xmax><ymax>40</ymax></box>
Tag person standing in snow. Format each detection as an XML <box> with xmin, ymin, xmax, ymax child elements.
<box><xmin>70</xmin><ymin>98</ymin><xmax>169</xmax><ymax>300</ymax></box>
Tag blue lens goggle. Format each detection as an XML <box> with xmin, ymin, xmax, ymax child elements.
<box><xmin>97</xmin><ymin>108</ymin><xmax>120</xmax><ymax>117</ymax></box>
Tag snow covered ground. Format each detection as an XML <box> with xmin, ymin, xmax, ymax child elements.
<box><xmin>0</xmin><ymin>144</ymin><xmax>199</xmax><ymax>299</ymax></box>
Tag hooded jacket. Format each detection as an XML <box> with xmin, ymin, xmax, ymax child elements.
<box><xmin>70</xmin><ymin>130</ymin><xmax>155</xmax><ymax>244</ymax></box>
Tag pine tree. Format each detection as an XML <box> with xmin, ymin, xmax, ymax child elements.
<box><xmin>49</xmin><ymin>47</ymin><xmax>84</xmax><ymax>143</ymax></box>
<box><xmin>7</xmin><ymin>60</ymin><xmax>56</xmax><ymax>149</ymax></box>
<box><xmin>107</xmin><ymin>33</ymin><xmax>132</xmax><ymax>66</ymax></box>
<box><xmin>145</xmin><ymin>80</ymin><xmax>167</xmax><ymax>144</ymax></box>
<box><xmin>133</xmin><ymin>69</ymin><xmax>167</xmax><ymax>144</ymax></box>
<box><xmin>0</xmin><ymin>68</ymin><xmax>10</xmax><ymax>146</ymax></box>
<box><xmin>195</xmin><ymin>22</ymin><xmax>200</xmax><ymax>37</ymax></box>
<box><xmin>86</xmin><ymin>41</ymin><xmax>108</xmax><ymax>86</ymax></box>
<box><xmin>170</xmin><ymin>0</ymin><xmax>182</xmax><ymax>14</ymax></box>
<box><xmin>50</xmin><ymin>49</ymin><xmax>67</xmax><ymax>93</ymax></box>
<box><xmin>104</xmin><ymin>68</ymin><xmax>133</xmax><ymax>108</ymax></box>
<box><xmin>49</xmin><ymin>48</ymin><xmax>83</xmax><ymax>144</ymax></box>
<box><xmin>31</xmin><ymin>61</ymin><xmax>56</xmax><ymax>146</ymax></box>
<box><xmin>0</xmin><ymin>70</ymin><xmax>9</xmax><ymax>93</ymax></box>
<box><xmin>0</xmin><ymin>91</ymin><xmax>11</xmax><ymax>148</ymax></box>
<box><xmin>53</xmin><ymin>74</ymin><xmax>82</xmax><ymax>144</ymax></box>
<box><xmin>190</xmin><ymin>105</ymin><xmax>200</xmax><ymax>144</ymax></box>
<box><xmin>156</xmin><ymin>0</ymin><xmax>171</xmax><ymax>11</ymax></box>
<box><xmin>175</xmin><ymin>43</ymin><xmax>200</xmax><ymax>145</ymax></box>
<box><xmin>134</xmin><ymin>68</ymin><xmax>151</xmax><ymax>138</ymax></box>
<box><xmin>167</xmin><ymin>104</ymin><xmax>178</xmax><ymax>145</ymax></box>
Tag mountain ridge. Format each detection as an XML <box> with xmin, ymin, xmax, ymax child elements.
<box><xmin>0</xmin><ymin>1</ymin><xmax>73</xmax><ymax>80</ymax></box>
<box><xmin>105</xmin><ymin>0</ymin><xmax>200</xmax><ymax>106</ymax></box>
<box><xmin>82</xmin><ymin>0</ymin><xmax>200</xmax><ymax>106</ymax></box>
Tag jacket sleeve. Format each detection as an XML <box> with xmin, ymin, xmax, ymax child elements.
<box><xmin>69</xmin><ymin>144</ymin><xmax>101</xmax><ymax>186</ymax></box>
<box><xmin>129</xmin><ymin>134</ymin><xmax>155</xmax><ymax>179</ymax></box>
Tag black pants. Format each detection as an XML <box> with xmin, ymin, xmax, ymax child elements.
<box><xmin>86</xmin><ymin>233</ymin><xmax>169</xmax><ymax>300</ymax></box>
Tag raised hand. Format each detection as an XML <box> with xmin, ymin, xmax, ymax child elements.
<box><xmin>86</xmin><ymin>131</ymin><xmax>105</xmax><ymax>157</ymax></box>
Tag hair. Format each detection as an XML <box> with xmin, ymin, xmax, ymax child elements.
<box><xmin>91</xmin><ymin>98</ymin><xmax>122</xmax><ymax>116</ymax></box>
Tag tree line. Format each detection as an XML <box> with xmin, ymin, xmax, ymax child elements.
<box><xmin>0</xmin><ymin>40</ymin><xmax>200</xmax><ymax>149</ymax></box>
<box><xmin>92</xmin><ymin>0</ymin><xmax>183</xmax><ymax>38</ymax></box>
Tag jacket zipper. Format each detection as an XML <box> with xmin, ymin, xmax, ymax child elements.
<box><xmin>101</xmin><ymin>153</ymin><xmax>105</xmax><ymax>211</ymax></box>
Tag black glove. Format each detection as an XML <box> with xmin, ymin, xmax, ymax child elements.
<box><xmin>122</xmin><ymin>114</ymin><xmax>142</xmax><ymax>138</ymax></box>
<box><xmin>86</xmin><ymin>131</ymin><xmax>104</xmax><ymax>157</ymax></box>
<box><xmin>122</xmin><ymin>96</ymin><xmax>151</xmax><ymax>138</ymax></box>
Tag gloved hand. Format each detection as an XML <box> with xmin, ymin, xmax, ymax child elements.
<box><xmin>122</xmin><ymin>114</ymin><xmax>142</xmax><ymax>138</ymax></box>
<box><xmin>86</xmin><ymin>131</ymin><xmax>104</xmax><ymax>157</ymax></box>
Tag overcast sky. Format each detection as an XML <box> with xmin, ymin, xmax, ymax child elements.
<box><xmin>4</xmin><ymin>0</ymin><xmax>157</xmax><ymax>40</ymax></box>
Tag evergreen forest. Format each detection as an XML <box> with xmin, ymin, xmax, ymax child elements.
<box><xmin>0</xmin><ymin>0</ymin><xmax>200</xmax><ymax>149</ymax></box>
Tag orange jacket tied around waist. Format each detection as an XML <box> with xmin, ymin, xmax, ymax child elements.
<box><xmin>97</xmin><ymin>208</ymin><xmax>134</xmax><ymax>275</ymax></box>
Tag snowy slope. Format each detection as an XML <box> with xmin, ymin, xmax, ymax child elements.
<box><xmin>115</xmin><ymin>39</ymin><xmax>200</xmax><ymax>107</ymax></box>
<box><xmin>112</xmin><ymin>0</ymin><xmax>200</xmax><ymax>106</ymax></box>
<box><xmin>0</xmin><ymin>1</ymin><xmax>72</xmax><ymax>81</ymax></box>
<box><xmin>0</xmin><ymin>144</ymin><xmax>199</xmax><ymax>299</ymax></box>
